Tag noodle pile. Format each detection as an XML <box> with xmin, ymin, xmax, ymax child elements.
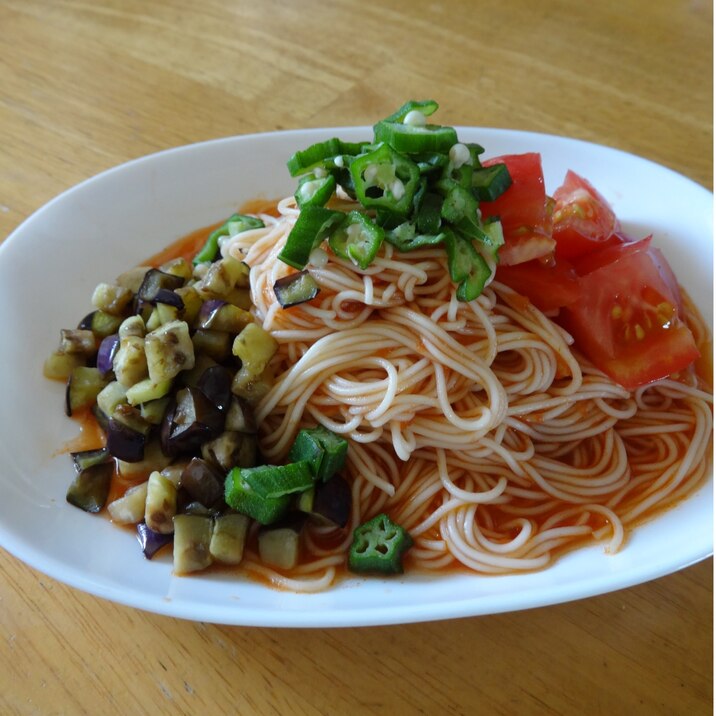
<box><xmin>223</xmin><ymin>196</ymin><xmax>712</xmax><ymax>591</ymax></box>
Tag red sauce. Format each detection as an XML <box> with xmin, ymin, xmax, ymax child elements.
<box><xmin>57</xmin><ymin>212</ymin><xmax>713</xmax><ymax>589</ymax></box>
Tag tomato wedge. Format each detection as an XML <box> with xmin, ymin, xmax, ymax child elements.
<box><xmin>495</xmin><ymin>258</ymin><xmax>580</xmax><ymax>313</ymax></box>
<box><xmin>481</xmin><ymin>153</ymin><xmax>554</xmax><ymax>265</ymax></box>
<box><xmin>552</xmin><ymin>171</ymin><xmax>618</xmax><ymax>261</ymax></box>
<box><xmin>560</xmin><ymin>238</ymin><xmax>699</xmax><ymax>389</ymax></box>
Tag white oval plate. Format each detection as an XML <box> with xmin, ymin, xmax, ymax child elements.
<box><xmin>0</xmin><ymin>128</ymin><xmax>711</xmax><ymax>627</ymax></box>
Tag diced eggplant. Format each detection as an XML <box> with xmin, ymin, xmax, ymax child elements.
<box><xmin>136</xmin><ymin>268</ymin><xmax>185</xmax><ymax>303</ymax></box>
<box><xmin>107</xmin><ymin>405</ymin><xmax>151</xmax><ymax>462</ymax></box>
<box><xmin>273</xmin><ymin>270</ymin><xmax>321</xmax><ymax>308</ymax></box>
<box><xmin>113</xmin><ymin>334</ymin><xmax>148</xmax><ymax>387</ymax></box>
<box><xmin>107</xmin><ymin>481</ymin><xmax>149</xmax><ymax>524</ymax></box>
<box><xmin>91</xmin><ymin>403</ymin><xmax>110</xmax><ymax>433</ymax></box>
<box><xmin>78</xmin><ymin>310</ymin><xmax>124</xmax><ymax>338</ymax></box>
<box><xmin>191</xmin><ymin>329</ymin><xmax>232</xmax><ymax>362</ymax></box>
<box><xmin>201</xmin><ymin>431</ymin><xmax>257</xmax><ymax>472</ymax></box>
<box><xmin>197</xmin><ymin>365</ymin><xmax>233</xmax><ymax>413</ymax></box>
<box><xmin>160</xmin><ymin>387</ymin><xmax>225</xmax><ymax>457</ymax></box>
<box><xmin>117</xmin><ymin>440</ymin><xmax>172</xmax><ymax>478</ymax></box>
<box><xmin>160</xmin><ymin>461</ymin><xmax>190</xmax><ymax>488</ymax></box>
<box><xmin>225</xmin><ymin>287</ymin><xmax>252</xmax><ymax>310</ymax></box>
<box><xmin>59</xmin><ymin>329</ymin><xmax>97</xmax><ymax>356</ymax></box>
<box><xmin>96</xmin><ymin>380</ymin><xmax>128</xmax><ymax>418</ymax></box>
<box><xmin>65</xmin><ymin>366</ymin><xmax>109</xmax><ymax>416</ymax></box>
<box><xmin>66</xmin><ymin>461</ymin><xmax>114</xmax><ymax>513</ymax></box>
<box><xmin>140</xmin><ymin>395</ymin><xmax>171</xmax><ymax>425</ymax></box>
<box><xmin>257</xmin><ymin>514</ymin><xmax>306</xmax><ymax>570</ymax></box>
<box><xmin>107</xmin><ymin>419</ymin><xmax>147</xmax><ymax>463</ymax></box>
<box><xmin>196</xmin><ymin>256</ymin><xmax>250</xmax><ymax>299</ymax></box>
<box><xmin>125</xmin><ymin>377</ymin><xmax>173</xmax><ymax>406</ymax></box>
<box><xmin>231</xmin><ymin>364</ymin><xmax>274</xmax><ymax>405</ymax></box>
<box><xmin>145</xmin><ymin>470</ymin><xmax>177</xmax><ymax>534</ymax></box>
<box><xmin>118</xmin><ymin>315</ymin><xmax>146</xmax><ymax>339</ymax></box>
<box><xmin>179</xmin><ymin>457</ymin><xmax>224</xmax><ymax>507</ymax></box>
<box><xmin>232</xmin><ymin>322</ymin><xmax>278</xmax><ymax>375</ymax></box>
<box><xmin>197</xmin><ymin>300</ymin><xmax>252</xmax><ymax>333</ymax></box>
<box><xmin>182</xmin><ymin>501</ymin><xmax>220</xmax><ymax>517</ymax></box>
<box><xmin>224</xmin><ymin>397</ymin><xmax>257</xmax><ymax>434</ymax></box>
<box><xmin>173</xmin><ymin>514</ymin><xmax>213</xmax><ymax>574</ymax></box>
<box><xmin>153</xmin><ymin>288</ymin><xmax>185</xmax><ymax>310</ymax></box>
<box><xmin>71</xmin><ymin>446</ymin><xmax>112</xmax><ymax>473</ymax></box>
<box><xmin>136</xmin><ymin>521</ymin><xmax>173</xmax><ymax>559</ymax></box>
<box><xmin>43</xmin><ymin>350</ymin><xmax>85</xmax><ymax>380</ymax></box>
<box><xmin>178</xmin><ymin>353</ymin><xmax>217</xmax><ymax>389</ymax></box>
<box><xmin>91</xmin><ymin>283</ymin><xmax>134</xmax><ymax>316</ymax></box>
<box><xmin>210</xmin><ymin>513</ymin><xmax>249</xmax><ymax>565</ymax></box>
<box><xmin>298</xmin><ymin>475</ymin><xmax>352</xmax><ymax>528</ymax></box>
<box><xmin>115</xmin><ymin>266</ymin><xmax>151</xmax><ymax>293</ymax></box>
<box><xmin>159</xmin><ymin>257</ymin><xmax>193</xmax><ymax>281</ymax></box>
<box><xmin>144</xmin><ymin>319</ymin><xmax>195</xmax><ymax>383</ymax></box>
<box><xmin>175</xmin><ymin>285</ymin><xmax>203</xmax><ymax>325</ymax></box>
<box><xmin>96</xmin><ymin>334</ymin><xmax>120</xmax><ymax>376</ymax></box>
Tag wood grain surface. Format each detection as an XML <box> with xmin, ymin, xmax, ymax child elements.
<box><xmin>0</xmin><ymin>1</ymin><xmax>712</xmax><ymax>714</ymax></box>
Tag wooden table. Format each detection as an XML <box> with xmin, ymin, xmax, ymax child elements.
<box><xmin>0</xmin><ymin>1</ymin><xmax>712</xmax><ymax>713</ymax></box>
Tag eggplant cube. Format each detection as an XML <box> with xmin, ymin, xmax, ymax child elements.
<box><xmin>232</xmin><ymin>323</ymin><xmax>278</xmax><ymax>373</ymax></box>
<box><xmin>210</xmin><ymin>514</ymin><xmax>249</xmax><ymax>565</ymax></box>
<box><xmin>91</xmin><ymin>282</ymin><xmax>133</xmax><ymax>316</ymax></box>
<box><xmin>107</xmin><ymin>481</ymin><xmax>149</xmax><ymax>524</ymax></box>
<box><xmin>145</xmin><ymin>320</ymin><xmax>195</xmax><ymax>383</ymax></box>
<box><xmin>173</xmin><ymin>515</ymin><xmax>213</xmax><ymax>574</ymax></box>
<box><xmin>113</xmin><ymin>335</ymin><xmax>148</xmax><ymax>387</ymax></box>
<box><xmin>145</xmin><ymin>470</ymin><xmax>177</xmax><ymax>534</ymax></box>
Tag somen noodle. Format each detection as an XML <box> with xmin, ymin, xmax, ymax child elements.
<box><xmin>222</xmin><ymin>194</ymin><xmax>712</xmax><ymax>591</ymax></box>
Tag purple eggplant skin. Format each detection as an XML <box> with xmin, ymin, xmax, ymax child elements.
<box><xmin>96</xmin><ymin>334</ymin><xmax>120</xmax><ymax>376</ymax></box>
<box><xmin>197</xmin><ymin>299</ymin><xmax>227</xmax><ymax>327</ymax></box>
<box><xmin>136</xmin><ymin>268</ymin><xmax>185</xmax><ymax>303</ymax></box>
<box><xmin>153</xmin><ymin>288</ymin><xmax>185</xmax><ymax>309</ymax></box>
<box><xmin>136</xmin><ymin>522</ymin><xmax>173</xmax><ymax>559</ymax></box>
<box><xmin>273</xmin><ymin>270</ymin><xmax>321</xmax><ymax>308</ymax></box>
<box><xmin>66</xmin><ymin>461</ymin><xmax>114</xmax><ymax>513</ymax></box>
<box><xmin>180</xmin><ymin>457</ymin><xmax>224</xmax><ymax>507</ymax></box>
<box><xmin>197</xmin><ymin>365</ymin><xmax>233</xmax><ymax>413</ymax></box>
<box><xmin>106</xmin><ymin>418</ymin><xmax>147</xmax><ymax>462</ymax></box>
<box><xmin>312</xmin><ymin>476</ymin><xmax>352</xmax><ymax>528</ymax></box>
<box><xmin>160</xmin><ymin>387</ymin><xmax>225</xmax><ymax>457</ymax></box>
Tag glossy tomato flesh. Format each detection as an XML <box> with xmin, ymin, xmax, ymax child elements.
<box><xmin>495</xmin><ymin>258</ymin><xmax>580</xmax><ymax>313</ymax></box>
<box><xmin>552</xmin><ymin>171</ymin><xmax>618</xmax><ymax>261</ymax></box>
<box><xmin>560</xmin><ymin>239</ymin><xmax>699</xmax><ymax>389</ymax></box>
<box><xmin>481</xmin><ymin>153</ymin><xmax>555</xmax><ymax>265</ymax></box>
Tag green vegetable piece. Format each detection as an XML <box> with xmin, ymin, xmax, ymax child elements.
<box><xmin>416</xmin><ymin>191</ymin><xmax>443</xmax><ymax>235</ymax></box>
<box><xmin>472</xmin><ymin>163</ymin><xmax>512</xmax><ymax>202</ymax></box>
<box><xmin>328</xmin><ymin>211</ymin><xmax>385</xmax><ymax>270</ymax></box>
<box><xmin>381</xmin><ymin>99</ymin><xmax>439</xmax><ymax>124</ymax></box>
<box><xmin>287</xmin><ymin>138</ymin><xmax>365</xmax><ymax>177</ymax></box>
<box><xmin>278</xmin><ymin>206</ymin><xmax>345</xmax><ymax>270</ymax></box>
<box><xmin>350</xmin><ymin>143</ymin><xmax>421</xmax><ymax>218</ymax></box>
<box><xmin>287</xmin><ymin>425</ymin><xmax>348</xmax><ymax>483</ymax></box>
<box><xmin>348</xmin><ymin>513</ymin><xmax>413</xmax><ymax>575</ymax></box>
<box><xmin>385</xmin><ymin>222</ymin><xmax>445</xmax><ymax>253</ymax></box>
<box><xmin>295</xmin><ymin>172</ymin><xmax>337</xmax><ymax>209</ymax></box>
<box><xmin>224</xmin><ymin>467</ymin><xmax>292</xmax><ymax>525</ymax></box>
<box><xmin>437</xmin><ymin>178</ymin><xmax>480</xmax><ymax>225</ymax></box>
<box><xmin>240</xmin><ymin>461</ymin><xmax>315</xmax><ymax>499</ymax></box>
<box><xmin>373</xmin><ymin>120</ymin><xmax>458</xmax><ymax>155</ymax></box>
<box><xmin>193</xmin><ymin>213</ymin><xmax>265</xmax><ymax>265</ymax></box>
<box><xmin>444</xmin><ymin>232</ymin><xmax>491</xmax><ymax>302</ymax></box>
